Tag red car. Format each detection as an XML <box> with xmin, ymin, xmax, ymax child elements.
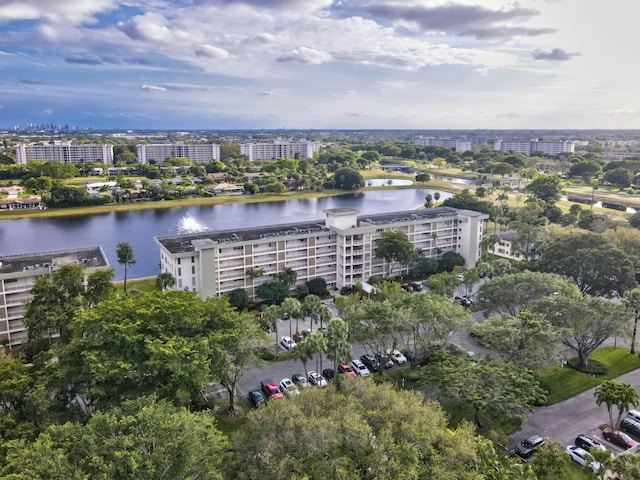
<box><xmin>602</xmin><ymin>428</ymin><xmax>638</xmax><ymax>449</ymax></box>
<box><xmin>260</xmin><ymin>379</ymin><xmax>283</xmax><ymax>399</ymax></box>
<box><xmin>338</xmin><ymin>362</ymin><xmax>356</xmax><ymax>377</ymax></box>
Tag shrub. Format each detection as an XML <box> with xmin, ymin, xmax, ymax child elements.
<box><xmin>567</xmin><ymin>357</ymin><xmax>609</xmax><ymax>375</ymax></box>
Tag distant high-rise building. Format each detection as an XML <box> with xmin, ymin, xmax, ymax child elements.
<box><xmin>413</xmin><ymin>137</ymin><xmax>472</xmax><ymax>152</ymax></box>
<box><xmin>136</xmin><ymin>142</ymin><xmax>221</xmax><ymax>164</ymax></box>
<box><xmin>494</xmin><ymin>139</ymin><xmax>575</xmax><ymax>156</ymax></box>
<box><xmin>240</xmin><ymin>138</ymin><xmax>321</xmax><ymax>161</ymax></box>
<box><xmin>16</xmin><ymin>141</ymin><xmax>114</xmax><ymax>164</ymax></box>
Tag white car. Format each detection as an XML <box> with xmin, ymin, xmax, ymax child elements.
<box><xmin>387</xmin><ymin>349</ymin><xmax>408</xmax><ymax>365</ymax></box>
<box><xmin>351</xmin><ymin>359</ymin><xmax>371</xmax><ymax>377</ymax></box>
<box><xmin>628</xmin><ymin>409</ymin><xmax>640</xmax><ymax>421</ymax></box>
<box><xmin>566</xmin><ymin>446</ymin><xmax>601</xmax><ymax>474</ymax></box>
<box><xmin>280</xmin><ymin>336</ymin><xmax>296</xmax><ymax>351</ymax></box>
<box><xmin>307</xmin><ymin>371</ymin><xmax>328</xmax><ymax>388</ymax></box>
<box><xmin>279</xmin><ymin>378</ymin><xmax>300</xmax><ymax>397</ymax></box>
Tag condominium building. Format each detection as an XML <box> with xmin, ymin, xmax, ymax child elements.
<box><xmin>413</xmin><ymin>137</ymin><xmax>472</xmax><ymax>152</ymax></box>
<box><xmin>494</xmin><ymin>139</ymin><xmax>575</xmax><ymax>156</ymax></box>
<box><xmin>136</xmin><ymin>143</ymin><xmax>221</xmax><ymax>164</ymax></box>
<box><xmin>16</xmin><ymin>141</ymin><xmax>114</xmax><ymax>164</ymax></box>
<box><xmin>155</xmin><ymin>207</ymin><xmax>488</xmax><ymax>300</ymax></box>
<box><xmin>240</xmin><ymin>138</ymin><xmax>321</xmax><ymax>161</ymax></box>
<box><xmin>0</xmin><ymin>247</ymin><xmax>110</xmax><ymax>347</ymax></box>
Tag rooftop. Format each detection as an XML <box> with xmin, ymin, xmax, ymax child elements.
<box><xmin>0</xmin><ymin>246</ymin><xmax>109</xmax><ymax>275</ymax></box>
<box><xmin>155</xmin><ymin>207</ymin><xmax>487</xmax><ymax>254</ymax></box>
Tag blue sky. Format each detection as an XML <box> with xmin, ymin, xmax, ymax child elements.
<box><xmin>0</xmin><ymin>0</ymin><xmax>638</xmax><ymax>129</ymax></box>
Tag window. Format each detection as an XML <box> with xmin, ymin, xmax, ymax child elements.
<box><xmin>178</xmin><ymin>268</ymin><xmax>182</xmax><ymax>276</ymax></box>
<box><xmin>177</xmin><ymin>258</ymin><xmax>181</xmax><ymax>265</ymax></box>
<box><xmin>192</xmin><ymin>277</ymin><xmax>196</xmax><ymax>286</ymax></box>
<box><xmin>191</xmin><ymin>256</ymin><xmax>194</xmax><ymax>263</ymax></box>
<box><xmin>178</xmin><ymin>279</ymin><xmax>183</xmax><ymax>288</ymax></box>
<box><xmin>192</xmin><ymin>266</ymin><xmax>195</xmax><ymax>274</ymax></box>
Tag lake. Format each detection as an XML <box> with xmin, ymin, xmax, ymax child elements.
<box><xmin>0</xmin><ymin>188</ymin><xmax>451</xmax><ymax>279</ymax></box>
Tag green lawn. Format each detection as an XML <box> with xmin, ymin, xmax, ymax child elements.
<box><xmin>114</xmin><ymin>276</ymin><xmax>158</xmax><ymax>295</ymax></box>
<box><xmin>537</xmin><ymin>347</ymin><xmax>640</xmax><ymax>405</ymax></box>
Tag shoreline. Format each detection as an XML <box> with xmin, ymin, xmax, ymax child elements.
<box><xmin>0</xmin><ymin>181</ymin><xmax>461</xmax><ymax>220</ymax></box>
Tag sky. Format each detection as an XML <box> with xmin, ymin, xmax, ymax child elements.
<box><xmin>0</xmin><ymin>0</ymin><xmax>638</xmax><ymax>130</ymax></box>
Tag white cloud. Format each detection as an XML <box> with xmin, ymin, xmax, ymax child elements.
<box><xmin>276</xmin><ymin>46</ymin><xmax>333</xmax><ymax>64</ymax></box>
<box><xmin>0</xmin><ymin>0</ymin><xmax>117</xmax><ymax>25</ymax></box>
<box><xmin>141</xmin><ymin>84</ymin><xmax>167</xmax><ymax>91</ymax></box>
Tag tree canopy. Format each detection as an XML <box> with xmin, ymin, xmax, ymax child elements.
<box><xmin>375</xmin><ymin>230</ymin><xmax>416</xmax><ymax>277</ymax></box>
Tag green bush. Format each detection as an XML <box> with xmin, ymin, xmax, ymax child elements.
<box><xmin>567</xmin><ymin>357</ymin><xmax>609</xmax><ymax>375</ymax></box>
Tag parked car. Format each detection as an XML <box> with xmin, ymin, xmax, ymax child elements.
<box><xmin>338</xmin><ymin>362</ymin><xmax>356</xmax><ymax>377</ymax></box>
<box><xmin>375</xmin><ymin>353</ymin><xmax>395</xmax><ymax>369</ymax></box>
<box><xmin>620</xmin><ymin>418</ymin><xmax>640</xmax><ymax>439</ymax></box>
<box><xmin>280</xmin><ymin>336</ymin><xmax>296</xmax><ymax>351</ymax></box>
<box><xmin>409</xmin><ymin>282</ymin><xmax>423</xmax><ymax>292</ymax></box>
<box><xmin>360</xmin><ymin>354</ymin><xmax>379</xmax><ymax>372</ymax></box>
<box><xmin>248</xmin><ymin>389</ymin><xmax>266</xmax><ymax>408</ymax></box>
<box><xmin>575</xmin><ymin>434</ymin><xmax>607</xmax><ymax>453</ymax></box>
<box><xmin>292</xmin><ymin>373</ymin><xmax>310</xmax><ymax>388</ymax></box>
<box><xmin>308</xmin><ymin>370</ymin><xmax>328</xmax><ymax>387</ymax></box>
<box><xmin>602</xmin><ymin>428</ymin><xmax>638</xmax><ymax>449</ymax></box>
<box><xmin>351</xmin><ymin>359</ymin><xmax>372</xmax><ymax>377</ymax></box>
<box><xmin>401</xmin><ymin>284</ymin><xmax>413</xmax><ymax>292</ymax></box>
<box><xmin>279</xmin><ymin>378</ymin><xmax>300</xmax><ymax>397</ymax></box>
<box><xmin>386</xmin><ymin>349</ymin><xmax>408</xmax><ymax>365</ymax></box>
<box><xmin>628</xmin><ymin>409</ymin><xmax>640</xmax><ymax>422</ymax></box>
<box><xmin>566</xmin><ymin>446</ymin><xmax>601</xmax><ymax>474</ymax></box>
<box><xmin>515</xmin><ymin>435</ymin><xmax>545</xmax><ymax>458</ymax></box>
<box><xmin>261</xmin><ymin>379</ymin><xmax>283</xmax><ymax>399</ymax></box>
<box><xmin>322</xmin><ymin>368</ymin><xmax>335</xmax><ymax>381</ymax></box>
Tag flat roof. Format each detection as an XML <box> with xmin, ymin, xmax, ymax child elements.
<box><xmin>155</xmin><ymin>207</ymin><xmax>486</xmax><ymax>255</ymax></box>
<box><xmin>0</xmin><ymin>246</ymin><xmax>109</xmax><ymax>275</ymax></box>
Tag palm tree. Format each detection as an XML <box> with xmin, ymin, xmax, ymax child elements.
<box><xmin>326</xmin><ymin>318</ymin><xmax>352</xmax><ymax>388</ymax></box>
<box><xmin>595</xmin><ymin>380</ymin><xmax>640</xmax><ymax>428</ymax></box>
<box><xmin>281</xmin><ymin>297</ymin><xmax>301</xmax><ymax>339</ymax></box>
<box><xmin>115</xmin><ymin>242</ymin><xmax>136</xmax><ymax>294</ymax></box>
<box><xmin>155</xmin><ymin>272</ymin><xmax>175</xmax><ymax>291</ymax></box>
<box><xmin>433</xmin><ymin>191</ymin><xmax>441</xmax><ymax>206</ymax></box>
<box><xmin>303</xmin><ymin>294</ymin><xmax>322</xmax><ymax>327</ymax></box>
<box><xmin>262</xmin><ymin>305</ymin><xmax>282</xmax><ymax>356</ymax></box>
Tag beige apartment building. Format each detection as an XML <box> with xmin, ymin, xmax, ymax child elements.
<box><xmin>0</xmin><ymin>247</ymin><xmax>110</xmax><ymax>347</ymax></box>
<box><xmin>136</xmin><ymin>142</ymin><xmax>221</xmax><ymax>164</ymax></box>
<box><xmin>16</xmin><ymin>141</ymin><xmax>114</xmax><ymax>164</ymax></box>
<box><xmin>155</xmin><ymin>207</ymin><xmax>488</xmax><ymax>300</ymax></box>
<box><xmin>240</xmin><ymin>138</ymin><xmax>321</xmax><ymax>161</ymax></box>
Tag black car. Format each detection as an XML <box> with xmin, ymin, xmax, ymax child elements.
<box><xmin>409</xmin><ymin>282</ymin><xmax>423</xmax><ymax>292</ymax></box>
<box><xmin>375</xmin><ymin>353</ymin><xmax>394</xmax><ymax>369</ymax></box>
<box><xmin>360</xmin><ymin>354</ymin><xmax>379</xmax><ymax>372</ymax></box>
<box><xmin>620</xmin><ymin>418</ymin><xmax>640</xmax><ymax>439</ymax></box>
<box><xmin>322</xmin><ymin>368</ymin><xmax>335</xmax><ymax>381</ymax></box>
<box><xmin>575</xmin><ymin>434</ymin><xmax>606</xmax><ymax>453</ymax></box>
<box><xmin>248</xmin><ymin>389</ymin><xmax>266</xmax><ymax>408</ymax></box>
<box><xmin>515</xmin><ymin>435</ymin><xmax>545</xmax><ymax>458</ymax></box>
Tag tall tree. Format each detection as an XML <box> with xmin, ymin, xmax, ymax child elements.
<box><xmin>325</xmin><ymin>318</ymin><xmax>352</xmax><ymax>386</ymax></box>
<box><xmin>228</xmin><ymin>380</ymin><xmax>481</xmax><ymax>479</ymax></box>
<box><xmin>437</xmin><ymin>355</ymin><xmax>546</xmax><ymax>429</ymax></box>
<box><xmin>471</xmin><ymin>310</ymin><xmax>562</xmax><ymax>370</ymax></box>
<box><xmin>84</xmin><ymin>268</ymin><xmax>115</xmax><ymax>307</ymax></box>
<box><xmin>1</xmin><ymin>397</ymin><xmax>228</xmax><ymax>480</ymax></box>
<box><xmin>375</xmin><ymin>230</ymin><xmax>416</xmax><ymax>278</ymax></box>
<box><xmin>537</xmin><ymin>230</ymin><xmax>636</xmax><ymax>297</ymax></box>
<box><xmin>255</xmin><ymin>280</ymin><xmax>290</xmax><ymax>305</ymax></box>
<box><xmin>595</xmin><ymin>381</ymin><xmax>640</xmax><ymax>428</ymax></box>
<box><xmin>281</xmin><ymin>297</ymin><xmax>301</xmax><ymax>339</ymax></box>
<box><xmin>115</xmin><ymin>242</ymin><xmax>136</xmax><ymax>294</ymax></box>
<box><xmin>208</xmin><ymin>312</ymin><xmax>269</xmax><ymax>415</ymax></box>
<box><xmin>277</xmin><ymin>267</ymin><xmax>297</xmax><ymax>287</ymax></box>
<box><xmin>624</xmin><ymin>289</ymin><xmax>640</xmax><ymax>354</ymax></box>
<box><xmin>476</xmin><ymin>271</ymin><xmax>580</xmax><ymax>316</ymax></box>
<box><xmin>525</xmin><ymin>175</ymin><xmax>563</xmax><ymax>204</ymax></box>
<box><xmin>532</xmin><ymin>293</ymin><xmax>627</xmax><ymax>369</ymax></box>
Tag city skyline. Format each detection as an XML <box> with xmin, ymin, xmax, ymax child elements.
<box><xmin>1</xmin><ymin>0</ymin><xmax>638</xmax><ymax>130</ymax></box>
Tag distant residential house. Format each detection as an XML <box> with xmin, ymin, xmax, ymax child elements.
<box><xmin>212</xmin><ymin>183</ymin><xmax>243</xmax><ymax>195</ymax></box>
<box><xmin>489</xmin><ymin>230</ymin><xmax>542</xmax><ymax>261</ymax></box>
<box><xmin>0</xmin><ymin>195</ymin><xmax>42</xmax><ymax>210</ymax></box>
<box><xmin>0</xmin><ymin>186</ymin><xmax>25</xmax><ymax>196</ymax></box>
<box><xmin>207</xmin><ymin>172</ymin><xmax>227</xmax><ymax>182</ymax></box>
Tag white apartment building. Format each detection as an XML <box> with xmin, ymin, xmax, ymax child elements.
<box><xmin>16</xmin><ymin>141</ymin><xmax>114</xmax><ymax>164</ymax></box>
<box><xmin>136</xmin><ymin>143</ymin><xmax>221</xmax><ymax>164</ymax></box>
<box><xmin>413</xmin><ymin>137</ymin><xmax>472</xmax><ymax>152</ymax></box>
<box><xmin>489</xmin><ymin>230</ymin><xmax>541</xmax><ymax>262</ymax></box>
<box><xmin>0</xmin><ymin>247</ymin><xmax>110</xmax><ymax>347</ymax></box>
<box><xmin>240</xmin><ymin>138</ymin><xmax>321</xmax><ymax>161</ymax></box>
<box><xmin>155</xmin><ymin>207</ymin><xmax>488</xmax><ymax>300</ymax></box>
<box><xmin>494</xmin><ymin>139</ymin><xmax>575</xmax><ymax>156</ymax></box>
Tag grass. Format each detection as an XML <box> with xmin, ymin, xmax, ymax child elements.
<box><xmin>113</xmin><ymin>276</ymin><xmax>158</xmax><ymax>295</ymax></box>
<box><xmin>212</xmin><ymin>398</ymin><xmax>251</xmax><ymax>437</ymax></box>
<box><xmin>537</xmin><ymin>346</ymin><xmax>640</xmax><ymax>405</ymax></box>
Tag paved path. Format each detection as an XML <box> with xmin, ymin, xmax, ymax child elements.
<box><xmin>509</xmin><ymin>353</ymin><xmax>640</xmax><ymax>451</ymax></box>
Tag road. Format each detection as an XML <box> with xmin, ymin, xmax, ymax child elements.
<box><xmin>509</xmin><ymin>351</ymin><xmax>640</xmax><ymax>454</ymax></box>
